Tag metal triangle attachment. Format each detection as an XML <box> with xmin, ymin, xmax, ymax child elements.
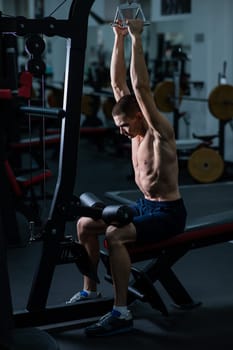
<box><xmin>111</xmin><ymin>1</ymin><xmax>150</xmax><ymax>28</ymax></box>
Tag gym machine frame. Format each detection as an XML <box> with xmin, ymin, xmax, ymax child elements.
<box><xmin>0</xmin><ymin>0</ymin><xmax>155</xmax><ymax>332</ymax></box>
<box><xmin>0</xmin><ymin>0</ymin><xmax>117</xmax><ymax>330</ymax></box>
<box><xmin>2</xmin><ymin>1</ymin><xmax>233</xmax><ymax>334</ymax></box>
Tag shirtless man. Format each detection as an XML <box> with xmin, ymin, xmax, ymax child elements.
<box><xmin>67</xmin><ymin>19</ymin><xmax>187</xmax><ymax>337</ymax></box>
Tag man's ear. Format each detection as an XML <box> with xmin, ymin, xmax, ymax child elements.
<box><xmin>136</xmin><ymin>111</ymin><xmax>143</xmax><ymax>119</ymax></box>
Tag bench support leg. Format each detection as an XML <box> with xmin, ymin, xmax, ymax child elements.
<box><xmin>100</xmin><ymin>248</ymin><xmax>201</xmax><ymax>316</ymax></box>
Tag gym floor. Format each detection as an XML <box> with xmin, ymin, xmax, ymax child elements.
<box><xmin>7</xmin><ymin>136</ymin><xmax>233</xmax><ymax>349</ymax></box>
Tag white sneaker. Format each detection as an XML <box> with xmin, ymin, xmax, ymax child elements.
<box><xmin>66</xmin><ymin>290</ymin><xmax>102</xmax><ymax>304</ymax></box>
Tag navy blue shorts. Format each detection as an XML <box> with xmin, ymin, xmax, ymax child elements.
<box><xmin>130</xmin><ymin>198</ymin><xmax>187</xmax><ymax>243</ymax></box>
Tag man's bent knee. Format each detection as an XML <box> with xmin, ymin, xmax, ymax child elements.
<box><xmin>77</xmin><ymin>217</ymin><xmax>94</xmax><ymax>241</ymax></box>
<box><xmin>105</xmin><ymin>223</ymin><xmax>137</xmax><ymax>247</ymax></box>
<box><xmin>77</xmin><ymin>217</ymin><xmax>106</xmax><ymax>242</ymax></box>
<box><xmin>105</xmin><ymin>225</ymin><xmax>120</xmax><ymax>244</ymax></box>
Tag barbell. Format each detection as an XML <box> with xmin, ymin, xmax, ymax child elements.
<box><xmin>154</xmin><ymin>81</ymin><xmax>233</xmax><ymax>121</ymax></box>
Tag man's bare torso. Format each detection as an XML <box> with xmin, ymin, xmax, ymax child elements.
<box><xmin>132</xmin><ymin>129</ymin><xmax>181</xmax><ymax>201</ymax></box>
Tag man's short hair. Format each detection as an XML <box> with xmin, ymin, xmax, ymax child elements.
<box><xmin>112</xmin><ymin>95</ymin><xmax>141</xmax><ymax>118</ymax></box>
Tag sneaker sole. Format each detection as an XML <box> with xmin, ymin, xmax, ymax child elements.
<box><xmin>85</xmin><ymin>325</ymin><xmax>134</xmax><ymax>337</ymax></box>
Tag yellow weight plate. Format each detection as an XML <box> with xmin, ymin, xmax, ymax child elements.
<box><xmin>154</xmin><ymin>81</ymin><xmax>175</xmax><ymax>112</ymax></box>
<box><xmin>188</xmin><ymin>147</ymin><xmax>224</xmax><ymax>183</ymax></box>
<box><xmin>208</xmin><ymin>84</ymin><xmax>233</xmax><ymax>121</ymax></box>
<box><xmin>102</xmin><ymin>97</ymin><xmax>115</xmax><ymax>120</ymax></box>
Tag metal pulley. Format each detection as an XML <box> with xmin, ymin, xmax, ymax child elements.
<box><xmin>25</xmin><ymin>34</ymin><xmax>46</xmax><ymax>56</ymax></box>
<box><xmin>25</xmin><ymin>34</ymin><xmax>46</xmax><ymax>77</ymax></box>
<box><xmin>26</xmin><ymin>58</ymin><xmax>46</xmax><ymax>77</ymax></box>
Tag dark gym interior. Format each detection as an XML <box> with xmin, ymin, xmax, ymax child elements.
<box><xmin>1</xmin><ymin>1</ymin><xmax>233</xmax><ymax>349</ymax></box>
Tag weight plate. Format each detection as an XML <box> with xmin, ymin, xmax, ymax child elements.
<box><xmin>188</xmin><ymin>147</ymin><xmax>224</xmax><ymax>183</ymax></box>
<box><xmin>154</xmin><ymin>81</ymin><xmax>182</xmax><ymax>112</ymax></box>
<box><xmin>208</xmin><ymin>84</ymin><xmax>233</xmax><ymax>121</ymax></box>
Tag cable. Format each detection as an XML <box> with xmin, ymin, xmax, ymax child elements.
<box><xmin>47</xmin><ymin>0</ymin><xmax>68</xmax><ymax>17</ymax></box>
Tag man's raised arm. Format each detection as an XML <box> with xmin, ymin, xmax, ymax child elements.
<box><xmin>128</xmin><ymin>20</ymin><xmax>173</xmax><ymax>136</ymax></box>
<box><xmin>110</xmin><ymin>24</ymin><xmax>130</xmax><ymax>102</ymax></box>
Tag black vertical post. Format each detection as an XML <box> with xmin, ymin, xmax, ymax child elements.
<box><xmin>218</xmin><ymin>120</ymin><xmax>226</xmax><ymax>158</ymax></box>
<box><xmin>26</xmin><ymin>0</ymin><xmax>95</xmax><ymax>311</ymax></box>
<box><xmin>0</xmin><ymin>34</ymin><xmax>18</xmax><ymax>90</ymax></box>
<box><xmin>173</xmin><ymin>108</ymin><xmax>179</xmax><ymax>139</ymax></box>
<box><xmin>0</xmin><ymin>164</ymin><xmax>14</xmax><ymax>348</ymax></box>
<box><xmin>48</xmin><ymin>0</ymin><xmax>95</xmax><ymax>227</ymax></box>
